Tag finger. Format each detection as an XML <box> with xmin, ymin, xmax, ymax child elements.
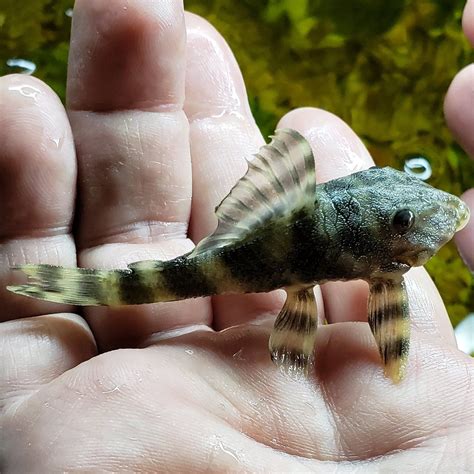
<box><xmin>444</xmin><ymin>64</ymin><xmax>474</xmax><ymax>157</ymax></box>
<box><xmin>0</xmin><ymin>313</ymin><xmax>96</xmax><ymax>414</ymax></box>
<box><xmin>67</xmin><ymin>0</ymin><xmax>210</xmax><ymax>350</ymax></box>
<box><xmin>0</xmin><ymin>74</ymin><xmax>77</xmax><ymax>322</ymax></box>
<box><xmin>455</xmin><ymin>189</ymin><xmax>474</xmax><ymax>270</ymax></box>
<box><xmin>444</xmin><ymin>63</ymin><xmax>474</xmax><ymax>270</ymax></box>
<box><xmin>463</xmin><ymin>0</ymin><xmax>474</xmax><ymax>46</ymax></box>
<box><xmin>278</xmin><ymin>108</ymin><xmax>456</xmax><ymax>344</ymax></box>
<box><xmin>184</xmin><ymin>13</ymin><xmax>321</xmax><ymax>329</ymax></box>
<box><xmin>68</xmin><ymin>0</ymin><xmax>190</xmax><ymax>246</ymax></box>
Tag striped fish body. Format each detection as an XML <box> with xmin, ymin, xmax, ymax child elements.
<box><xmin>105</xmin><ymin>210</ymin><xmax>330</xmax><ymax>305</ymax></box>
<box><xmin>8</xmin><ymin>129</ymin><xmax>470</xmax><ymax>383</ymax></box>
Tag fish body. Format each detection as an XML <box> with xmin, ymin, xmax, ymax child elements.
<box><xmin>8</xmin><ymin>129</ymin><xmax>470</xmax><ymax>383</ymax></box>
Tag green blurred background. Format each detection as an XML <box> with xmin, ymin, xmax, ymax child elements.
<box><xmin>0</xmin><ymin>0</ymin><xmax>473</xmax><ymax>327</ymax></box>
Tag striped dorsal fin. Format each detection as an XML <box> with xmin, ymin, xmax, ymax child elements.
<box><xmin>190</xmin><ymin>128</ymin><xmax>317</xmax><ymax>256</ymax></box>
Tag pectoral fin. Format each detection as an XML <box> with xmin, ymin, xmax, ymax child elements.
<box><xmin>269</xmin><ymin>286</ymin><xmax>318</xmax><ymax>376</ymax></box>
<box><xmin>368</xmin><ymin>279</ymin><xmax>410</xmax><ymax>383</ymax></box>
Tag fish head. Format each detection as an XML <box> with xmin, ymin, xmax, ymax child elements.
<box><xmin>325</xmin><ymin>166</ymin><xmax>470</xmax><ymax>277</ymax></box>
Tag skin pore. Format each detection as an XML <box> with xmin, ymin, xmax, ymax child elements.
<box><xmin>0</xmin><ymin>0</ymin><xmax>473</xmax><ymax>471</ymax></box>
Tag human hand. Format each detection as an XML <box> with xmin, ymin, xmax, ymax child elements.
<box><xmin>445</xmin><ymin>0</ymin><xmax>474</xmax><ymax>272</ymax></box>
<box><xmin>1</xmin><ymin>0</ymin><xmax>472</xmax><ymax>471</ymax></box>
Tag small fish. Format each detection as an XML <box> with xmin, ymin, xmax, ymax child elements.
<box><xmin>7</xmin><ymin>129</ymin><xmax>469</xmax><ymax>383</ymax></box>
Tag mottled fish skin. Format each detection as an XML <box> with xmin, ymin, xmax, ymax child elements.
<box><xmin>7</xmin><ymin>129</ymin><xmax>470</xmax><ymax>383</ymax></box>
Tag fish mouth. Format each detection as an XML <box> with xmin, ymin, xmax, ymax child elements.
<box><xmin>398</xmin><ymin>249</ymin><xmax>432</xmax><ymax>267</ymax></box>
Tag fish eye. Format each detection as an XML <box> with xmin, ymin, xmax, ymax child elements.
<box><xmin>392</xmin><ymin>209</ymin><xmax>415</xmax><ymax>233</ymax></box>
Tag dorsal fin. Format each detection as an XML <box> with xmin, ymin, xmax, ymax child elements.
<box><xmin>190</xmin><ymin>128</ymin><xmax>316</xmax><ymax>257</ymax></box>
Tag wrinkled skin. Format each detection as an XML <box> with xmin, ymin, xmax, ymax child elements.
<box><xmin>0</xmin><ymin>0</ymin><xmax>473</xmax><ymax>471</ymax></box>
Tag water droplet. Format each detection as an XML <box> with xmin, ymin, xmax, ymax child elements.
<box><xmin>454</xmin><ymin>313</ymin><xmax>474</xmax><ymax>355</ymax></box>
<box><xmin>216</xmin><ymin>439</ymin><xmax>240</xmax><ymax>462</ymax></box>
<box><xmin>232</xmin><ymin>348</ymin><xmax>245</xmax><ymax>360</ymax></box>
<box><xmin>404</xmin><ymin>157</ymin><xmax>432</xmax><ymax>181</ymax></box>
<box><xmin>102</xmin><ymin>385</ymin><xmax>121</xmax><ymax>394</ymax></box>
<box><xmin>208</xmin><ymin>436</ymin><xmax>241</xmax><ymax>464</ymax></box>
<box><xmin>185</xmin><ymin>349</ymin><xmax>194</xmax><ymax>355</ymax></box>
<box><xmin>65</xmin><ymin>8</ymin><xmax>73</xmax><ymax>18</ymax></box>
<box><xmin>8</xmin><ymin>84</ymin><xmax>41</xmax><ymax>101</ymax></box>
<box><xmin>50</xmin><ymin>135</ymin><xmax>65</xmax><ymax>150</ymax></box>
<box><xmin>6</xmin><ymin>58</ymin><xmax>36</xmax><ymax>75</ymax></box>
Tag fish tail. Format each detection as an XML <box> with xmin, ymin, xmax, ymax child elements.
<box><xmin>7</xmin><ymin>264</ymin><xmax>125</xmax><ymax>306</ymax></box>
<box><xmin>7</xmin><ymin>257</ymin><xmax>219</xmax><ymax>306</ymax></box>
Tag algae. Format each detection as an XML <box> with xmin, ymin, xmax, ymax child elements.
<box><xmin>0</xmin><ymin>0</ymin><xmax>473</xmax><ymax>326</ymax></box>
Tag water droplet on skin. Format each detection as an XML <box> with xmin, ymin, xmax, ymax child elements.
<box><xmin>50</xmin><ymin>135</ymin><xmax>65</xmax><ymax>150</ymax></box>
<box><xmin>185</xmin><ymin>349</ymin><xmax>194</xmax><ymax>355</ymax></box>
<box><xmin>208</xmin><ymin>436</ymin><xmax>242</xmax><ymax>465</ymax></box>
<box><xmin>232</xmin><ymin>348</ymin><xmax>245</xmax><ymax>360</ymax></box>
<box><xmin>343</xmin><ymin>148</ymin><xmax>367</xmax><ymax>172</ymax></box>
<box><xmin>216</xmin><ymin>439</ymin><xmax>240</xmax><ymax>462</ymax></box>
<box><xmin>65</xmin><ymin>8</ymin><xmax>73</xmax><ymax>18</ymax></box>
<box><xmin>102</xmin><ymin>385</ymin><xmax>121</xmax><ymax>394</ymax></box>
<box><xmin>6</xmin><ymin>58</ymin><xmax>36</xmax><ymax>75</ymax></box>
<box><xmin>454</xmin><ymin>313</ymin><xmax>474</xmax><ymax>355</ymax></box>
<box><xmin>8</xmin><ymin>84</ymin><xmax>41</xmax><ymax>101</ymax></box>
<box><xmin>404</xmin><ymin>157</ymin><xmax>432</xmax><ymax>181</ymax></box>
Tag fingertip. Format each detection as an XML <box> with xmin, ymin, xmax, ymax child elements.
<box><xmin>277</xmin><ymin>107</ymin><xmax>374</xmax><ymax>183</ymax></box>
<box><xmin>455</xmin><ymin>188</ymin><xmax>474</xmax><ymax>271</ymax></box>
<box><xmin>0</xmin><ymin>74</ymin><xmax>76</xmax><ymax>239</ymax></box>
<box><xmin>184</xmin><ymin>11</ymin><xmax>252</xmax><ymax>121</ymax></box>
<box><xmin>463</xmin><ymin>0</ymin><xmax>474</xmax><ymax>46</ymax></box>
<box><xmin>0</xmin><ymin>74</ymin><xmax>68</xmax><ymax>132</ymax></box>
<box><xmin>0</xmin><ymin>73</ymin><xmax>58</xmax><ymax>100</ymax></box>
<box><xmin>67</xmin><ymin>0</ymin><xmax>186</xmax><ymax>111</ymax></box>
<box><xmin>444</xmin><ymin>64</ymin><xmax>474</xmax><ymax>157</ymax></box>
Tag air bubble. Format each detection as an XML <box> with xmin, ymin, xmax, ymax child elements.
<box><xmin>6</xmin><ymin>58</ymin><xmax>36</xmax><ymax>75</ymax></box>
<box><xmin>403</xmin><ymin>156</ymin><xmax>432</xmax><ymax>181</ymax></box>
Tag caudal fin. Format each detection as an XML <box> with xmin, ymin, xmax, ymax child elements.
<box><xmin>7</xmin><ymin>264</ymin><xmax>112</xmax><ymax>306</ymax></box>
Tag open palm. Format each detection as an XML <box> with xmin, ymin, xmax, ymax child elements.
<box><xmin>1</xmin><ymin>0</ymin><xmax>473</xmax><ymax>471</ymax></box>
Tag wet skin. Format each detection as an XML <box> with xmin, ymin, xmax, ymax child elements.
<box><xmin>0</xmin><ymin>0</ymin><xmax>473</xmax><ymax>471</ymax></box>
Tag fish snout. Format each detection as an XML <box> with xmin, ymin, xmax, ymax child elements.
<box><xmin>450</xmin><ymin>196</ymin><xmax>470</xmax><ymax>232</ymax></box>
